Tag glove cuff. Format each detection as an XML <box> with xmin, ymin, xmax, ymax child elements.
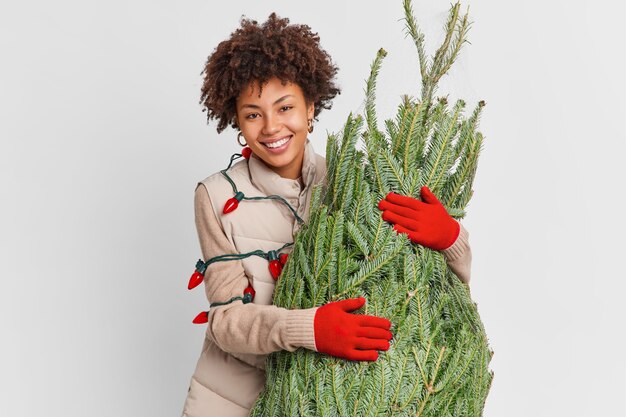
<box><xmin>286</xmin><ymin>307</ymin><xmax>318</xmax><ymax>351</ymax></box>
<box><xmin>441</xmin><ymin>221</ymin><xmax>469</xmax><ymax>260</ymax></box>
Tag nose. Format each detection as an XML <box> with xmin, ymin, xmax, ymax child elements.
<box><xmin>262</xmin><ymin>113</ymin><xmax>281</xmax><ymax>136</ymax></box>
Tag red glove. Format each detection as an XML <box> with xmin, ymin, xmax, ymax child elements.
<box><xmin>378</xmin><ymin>186</ymin><xmax>460</xmax><ymax>251</ymax></box>
<box><xmin>314</xmin><ymin>297</ymin><xmax>392</xmax><ymax>361</ymax></box>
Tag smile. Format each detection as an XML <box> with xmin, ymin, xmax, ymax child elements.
<box><xmin>263</xmin><ymin>135</ymin><xmax>292</xmax><ymax>149</ymax></box>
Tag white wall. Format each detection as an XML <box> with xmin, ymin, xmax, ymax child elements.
<box><xmin>1</xmin><ymin>0</ymin><xmax>624</xmax><ymax>415</ymax></box>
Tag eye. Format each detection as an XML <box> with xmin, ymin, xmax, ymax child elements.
<box><xmin>280</xmin><ymin>106</ymin><xmax>293</xmax><ymax>112</ymax></box>
<box><xmin>245</xmin><ymin>113</ymin><xmax>259</xmax><ymax>120</ymax></box>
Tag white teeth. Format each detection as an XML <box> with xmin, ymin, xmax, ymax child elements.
<box><xmin>265</xmin><ymin>136</ymin><xmax>291</xmax><ymax>148</ymax></box>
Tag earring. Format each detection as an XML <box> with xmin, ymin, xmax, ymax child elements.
<box><xmin>307</xmin><ymin>119</ymin><xmax>314</xmax><ymax>133</ymax></box>
<box><xmin>237</xmin><ymin>131</ymin><xmax>247</xmax><ymax>147</ymax></box>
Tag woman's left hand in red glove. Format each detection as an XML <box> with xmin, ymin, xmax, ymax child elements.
<box><xmin>377</xmin><ymin>186</ymin><xmax>460</xmax><ymax>251</ymax></box>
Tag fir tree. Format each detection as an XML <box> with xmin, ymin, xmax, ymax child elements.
<box><xmin>250</xmin><ymin>1</ymin><xmax>493</xmax><ymax>415</ymax></box>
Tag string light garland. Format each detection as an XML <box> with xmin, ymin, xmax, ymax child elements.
<box><xmin>187</xmin><ymin>242</ymin><xmax>294</xmax><ymax>290</ymax></box>
<box><xmin>220</xmin><ymin>151</ymin><xmax>304</xmax><ymax>223</ymax></box>
<box><xmin>187</xmin><ymin>148</ymin><xmax>300</xmax><ymax>323</ymax></box>
<box><xmin>192</xmin><ymin>285</ymin><xmax>256</xmax><ymax>324</ymax></box>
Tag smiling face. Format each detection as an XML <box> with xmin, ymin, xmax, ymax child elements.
<box><xmin>235</xmin><ymin>77</ymin><xmax>315</xmax><ymax>180</ymax></box>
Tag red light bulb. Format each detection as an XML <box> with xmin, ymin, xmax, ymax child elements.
<box><xmin>188</xmin><ymin>260</ymin><xmax>207</xmax><ymax>290</ymax></box>
<box><xmin>279</xmin><ymin>253</ymin><xmax>288</xmax><ymax>265</ymax></box>
<box><xmin>269</xmin><ymin>259</ymin><xmax>282</xmax><ymax>280</ymax></box>
<box><xmin>193</xmin><ymin>311</ymin><xmax>208</xmax><ymax>324</ymax></box>
<box><xmin>188</xmin><ymin>270</ymin><xmax>204</xmax><ymax>290</ymax></box>
<box><xmin>243</xmin><ymin>285</ymin><xmax>255</xmax><ymax>303</ymax></box>
<box><xmin>223</xmin><ymin>198</ymin><xmax>239</xmax><ymax>214</ymax></box>
<box><xmin>241</xmin><ymin>147</ymin><xmax>252</xmax><ymax>159</ymax></box>
<box><xmin>223</xmin><ymin>191</ymin><xmax>245</xmax><ymax>214</ymax></box>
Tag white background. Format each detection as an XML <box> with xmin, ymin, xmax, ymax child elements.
<box><xmin>1</xmin><ymin>0</ymin><xmax>624</xmax><ymax>416</ymax></box>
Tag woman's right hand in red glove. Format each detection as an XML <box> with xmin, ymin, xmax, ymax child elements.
<box><xmin>314</xmin><ymin>297</ymin><xmax>393</xmax><ymax>361</ymax></box>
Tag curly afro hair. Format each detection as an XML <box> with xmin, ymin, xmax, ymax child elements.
<box><xmin>200</xmin><ymin>12</ymin><xmax>341</xmax><ymax>133</ymax></box>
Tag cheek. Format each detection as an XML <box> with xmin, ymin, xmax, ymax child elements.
<box><xmin>288</xmin><ymin>112</ymin><xmax>309</xmax><ymax>132</ymax></box>
<box><xmin>241</xmin><ymin>122</ymin><xmax>260</xmax><ymax>139</ymax></box>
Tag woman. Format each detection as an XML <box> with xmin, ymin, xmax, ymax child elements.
<box><xmin>182</xmin><ymin>12</ymin><xmax>471</xmax><ymax>417</ymax></box>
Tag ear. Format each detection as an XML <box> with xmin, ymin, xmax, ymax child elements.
<box><xmin>307</xmin><ymin>101</ymin><xmax>315</xmax><ymax>120</ymax></box>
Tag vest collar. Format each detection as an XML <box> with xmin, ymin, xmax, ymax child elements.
<box><xmin>247</xmin><ymin>138</ymin><xmax>318</xmax><ymax>197</ymax></box>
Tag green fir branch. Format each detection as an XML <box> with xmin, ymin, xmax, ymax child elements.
<box><xmin>364</xmin><ymin>48</ymin><xmax>389</xmax><ymax>152</ymax></box>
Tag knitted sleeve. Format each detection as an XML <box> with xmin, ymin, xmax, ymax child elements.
<box><xmin>441</xmin><ymin>221</ymin><xmax>472</xmax><ymax>284</ymax></box>
<box><xmin>194</xmin><ymin>184</ymin><xmax>318</xmax><ymax>355</ymax></box>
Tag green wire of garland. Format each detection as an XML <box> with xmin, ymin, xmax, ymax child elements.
<box><xmin>210</xmin><ymin>296</ymin><xmax>249</xmax><ymax>308</ymax></box>
<box><xmin>199</xmin><ymin>241</ymin><xmax>294</xmax><ymax>309</ymax></box>
<box><xmin>196</xmin><ymin>152</ymin><xmax>303</xmax><ymax>310</ymax></box>
<box><xmin>202</xmin><ymin>241</ymin><xmax>293</xmax><ymax>269</ymax></box>
<box><xmin>220</xmin><ymin>153</ymin><xmax>304</xmax><ymax>224</ymax></box>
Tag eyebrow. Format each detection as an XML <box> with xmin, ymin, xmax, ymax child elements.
<box><xmin>240</xmin><ymin>94</ymin><xmax>295</xmax><ymax>109</ymax></box>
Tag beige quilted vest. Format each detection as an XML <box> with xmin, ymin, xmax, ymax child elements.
<box><xmin>183</xmin><ymin>139</ymin><xmax>326</xmax><ymax>417</ymax></box>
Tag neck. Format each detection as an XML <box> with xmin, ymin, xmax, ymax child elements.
<box><xmin>271</xmin><ymin>144</ymin><xmax>305</xmax><ymax>180</ymax></box>
<box><xmin>272</xmin><ymin>159</ymin><xmax>303</xmax><ymax>180</ymax></box>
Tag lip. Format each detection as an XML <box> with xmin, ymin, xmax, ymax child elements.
<box><xmin>261</xmin><ymin>135</ymin><xmax>293</xmax><ymax>154</ymax></box>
